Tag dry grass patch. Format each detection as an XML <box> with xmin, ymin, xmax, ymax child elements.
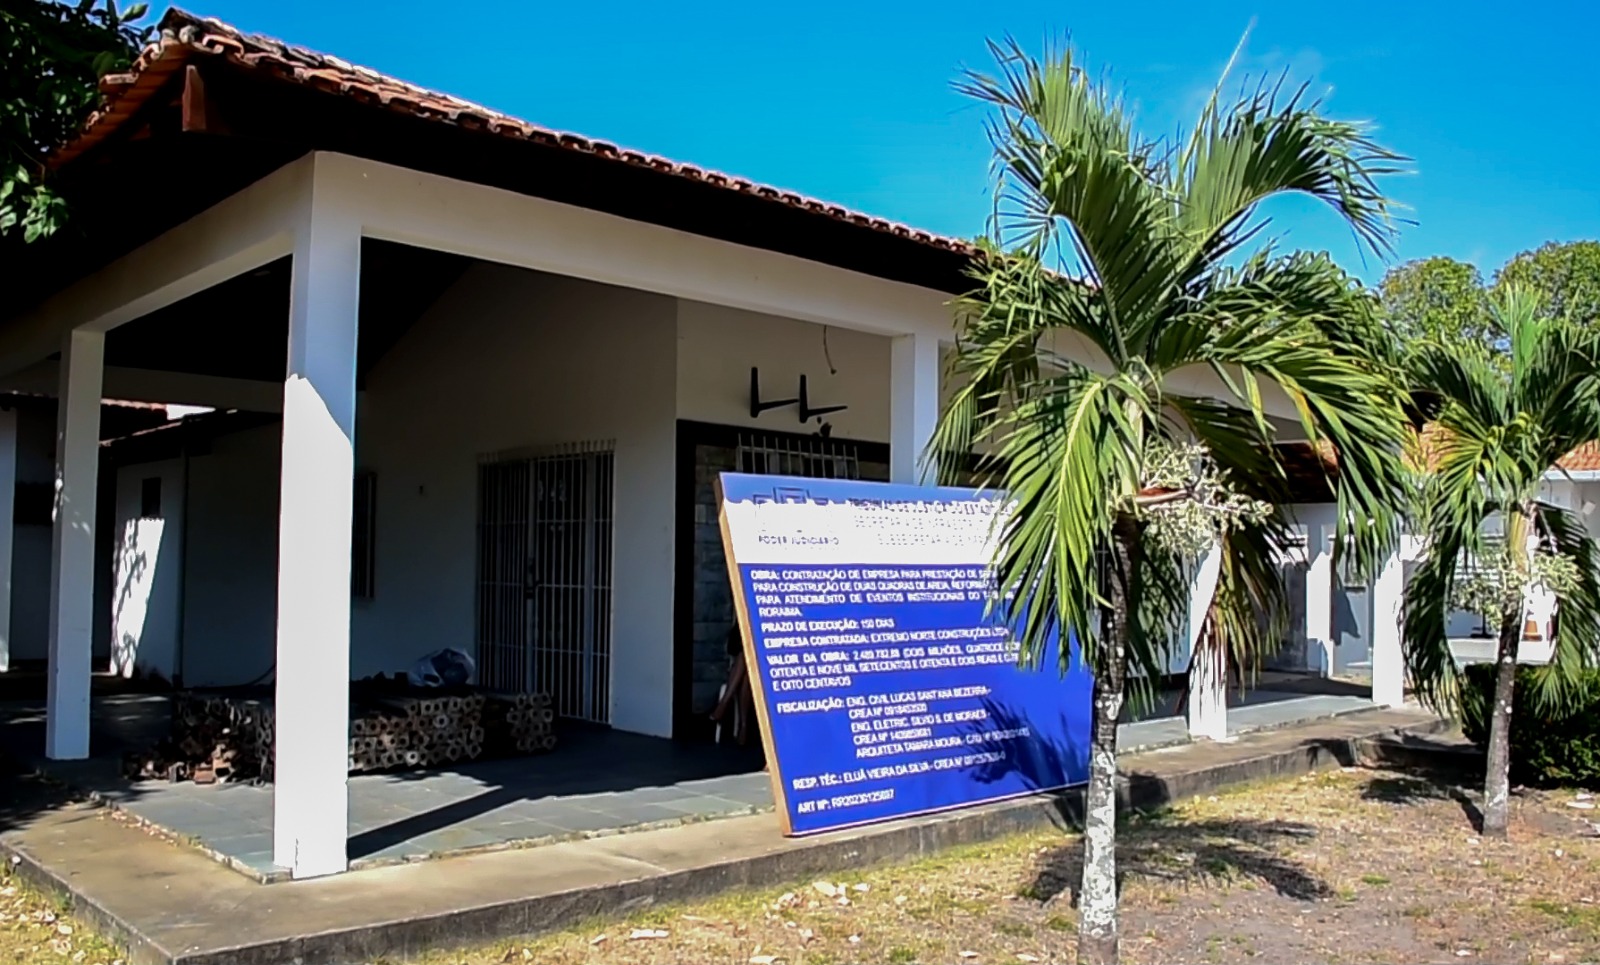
<box><xmin>0</xmin><ymin>868</ymin><xmax>124</xmax><ymax>964</ymax></box>
<box><xmin>404</xmin><ymin>767</ymin><xmax>1600</xmax><ymax>965</ymax></box>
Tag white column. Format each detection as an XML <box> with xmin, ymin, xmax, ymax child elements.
<box><xmin>1371</xmin><ymin>547</ymin><xmax>1405</xmax><ymax>707</ymax></box>
<box><xmin>272</xmin><ymin>204</ymin><xmax>359</xmax><ymax>879</ymax></box>
<box><xmin>45</xmin><ymin>330</ymin><xmax>104</xmax><ymax>760</ymax></box>
<box><xmin>1303</xmin><ymin>509</ymin><xmax>1335</xmax><ymax>677</ymax></box>
<box><xmin>1186</xmin><ymin>541</ymin><xmax>1227</xmax><ymax>741</ymax></box>
<box><xmin>890</xmin><ymin>332</ymin><xmax>939</xmax><ymax>485</ymax></box>
<box><xmin>0</xmin><ymin>408</ymin><xmax>14</xmax><ymax>674</ymax></box>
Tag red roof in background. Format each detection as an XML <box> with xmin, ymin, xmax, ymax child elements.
<box><xmin>1557</xmin><ymin>441</ymin><xmax>1600</xmax><ymax>472</ymax></box>
<box><xmin>1411</xmin><ymin>423</ymin><xmax>1600</xmax><ymax>474</ymax></box>
<box><xmin>57</xmin><ymin>8</ymin><xmax>977</xmax><ymax>261</ymax></box>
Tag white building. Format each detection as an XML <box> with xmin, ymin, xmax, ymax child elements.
<box><xmin>0</xmin><ymin>10</ymin><xmax>1409</xmax><ymax>878</ymax></box>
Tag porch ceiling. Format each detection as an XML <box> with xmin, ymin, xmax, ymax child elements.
<box><xmin>92</xmin><ymin>240</ymin><xmax>472</xmax><ymax>386</ymax></box>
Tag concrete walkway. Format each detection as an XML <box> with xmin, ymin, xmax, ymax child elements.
<box><xmin>0</xmin><ymin>705</ymin><xmax>1443</xmax><ymax>965</ymax></box>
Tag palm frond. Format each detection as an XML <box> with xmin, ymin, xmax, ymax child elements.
<box><xmin>1409</xmin><ymin>343</ymin><xmax>1511</xmax><ymax>447</ymax></box>
<box><xmin>1174</xmin><ymin>76</ymin><xmax>1408</xmax><ymax>275</ymax></box>
<box><xmin>1503</xmin><ymin>286</ymin><xmax>1600</xmax><ymax>464</ymax></box>
<box><xmin>1130</xmin><ymin>528</ymin><xmax>1190</xmax><ymax>714</ymax></box>
<box><xmin>956</xmin><ymin>38</ymin><xmax>1180</xmax><ymax>357</ymax></box>
<box><xmin>945</xmin><ymin>35</ymin><xmax>1409</xmax><ymax>711</ymax></box>
<box><xmin>1405</xmin><ymin>283</ymin><xmax>1600</xmax><ymax>710</ymax></box>
<box><xmin>1201</xmin><ymin>307</ymin><xmax>1409</xmax><ymax>579</ymax></box>
<box><xmin>1165</xmin><ymin>395</ymin><xmax>1288</xmax><ymax>505</ymax></box>
<box><xmin>986</xmin><ymin>368</ymin><xmax>1150</xmax><ymax>673</ymax></box>
<box><xmin>1207</xmin><ymin>513</ymin><xmax>1293</xmax><ymax>686</ymax></box>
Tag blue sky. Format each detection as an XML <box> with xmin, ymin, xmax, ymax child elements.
<box><xmin>180</xmin><ymin>0</ymin><xmax>1598</xmax><ymax>284</ymax></box>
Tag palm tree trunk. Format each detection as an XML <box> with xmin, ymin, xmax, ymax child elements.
<box><xmin>1482</xmin><ymin>506</ymin><xmax>1529</xmax><ymax>837</ymax></box>
<box><xmin>1482</xmin><ymin>605</ymin><xmax>1519</xmax><ymax>836</ymax></box>
<box><xmin>1077</xmin><ymin>516</ymin><xmax>1138</xmax><ymax>965</ymax></box>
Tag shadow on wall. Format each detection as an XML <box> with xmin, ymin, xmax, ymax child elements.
<box><xmin>110</xmin><ymin>516</ymin><xmax>172</xmax><ymax>681</ymax></box>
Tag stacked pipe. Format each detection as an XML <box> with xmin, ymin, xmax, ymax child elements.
<box><xmin>129</xmin><ymin>686</ymin><xmax>555</xmax><ymax>785</ymax></box>
<box><xmin>358</xmin><ymin>693</ymin><xmax>489</xmax><ymax>771</ymax></box>
<box><xmin>482</xmin><ymin>692</ymin><xmax>558</xmax><ymax>754</ymax></box>
<box><xmin>124</xmin><ymin>693</ymin><xmax>274</xmax><ymax>783</ymax></box>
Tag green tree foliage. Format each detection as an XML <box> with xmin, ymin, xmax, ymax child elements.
<box><xmin>1379</xmin><ymin>256</ymin><xmax>1499</xmax><ymax>351</ymax></box>
<box><xmin>1495</xmin><ymin>240</ymin><xmax>1600</xmax><ymax>328</ymax></box>
<box><xmin>940</xmin><ymin>38</ymin><xmax>1408</xmax><ymax>964</ymax></box>
<box><xmin>1459</xmin><ymin>663</ymin><xmax>1600</xmax><ymax>789</ymax></box>
<box><xmin>1378</xmin><ymin>243</ymin><xmax>1600</xmax><ymax>356</ymax></box>
<box><xmin>1402</xmin><ymin>287</ymin><xmax>1600</xmax><ymax>836</ymax></box>
<box><xmin>1</xmin><ymin>0</ymin><xmax>150</xmax><ymax>242</ymax></box>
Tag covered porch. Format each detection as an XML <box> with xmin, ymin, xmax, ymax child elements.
<box><xmin>0</xmin><ymin>15</ymin><xmax>1410</xmax><ymax>882</ymax></box>
<box><xmin>3</xmin><ymin>149</ymin><xmax>961</xmax><ymax>878</ymax></box>
<box><xmin>1</xmin><ymin>153</ymin><xmax>1413</xmax><ymax>882</ymax></box>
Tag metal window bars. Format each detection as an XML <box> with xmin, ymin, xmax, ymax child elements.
<box><xmin>734</xmin><ymin>430</ymin><xmax>862</xmax><ymax>481</ymax></box>
<box><xmin>476</xmin><ymin>441</ymin><xmax>615</xmax><ymax>724</ymax></box>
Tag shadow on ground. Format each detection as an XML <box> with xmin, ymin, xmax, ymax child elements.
<box><xmin>1361</xmin><ymin>772</ymin><xmax>1485</xmax><ymax>831</ymax></box>
<box><xmin>1019</xmin><ymin>815</ymin><xmax>1333</xmax><ymax>909</ymax></box>
<box><xmin>1020</xmin><ymin>758</ymin><xmax>1499</xmax><ymax>912</ymax></box>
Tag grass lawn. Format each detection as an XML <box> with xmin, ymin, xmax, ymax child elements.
<box><xmin>405</xmin><ymin>765</ymin><xmax>1600</xmax><ymax>965</ymax></box>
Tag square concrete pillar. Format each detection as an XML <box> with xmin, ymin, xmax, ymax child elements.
<box><xmin>1301</xmin><ymin>507</ymin><xmax>1336</xmax><ymax>677</ymax></box>
<box><xmin>46</xmin><ymin>330</ymin><xmax>104</xmax><ymax>760</ymax></box>
<box><xmin>1186</xmin><ymin>541</ymin><xmax>1227</xmax><ymax>741</ymax></box>
<box><xmin>0</xmin><ymin>407</ymin><xmax>15</xmax><ymax>674</ymax></box>
<box><xmin>890</xmin><ymin>332</ymin><xmax>939</xmax><ymax>485</ymax></box>
<box><xmin>271</xmin><ymin>210</ymin><xmax>360</xmax><ymax>879</ymax></box>
<box><xmin>1371</xmin><ymin>548</ymin><xmax>1405</xmax><ymax>707</ymax></box>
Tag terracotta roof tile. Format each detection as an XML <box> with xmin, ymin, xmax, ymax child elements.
<box><xmin>1410</xmin><ymin>423</ymin><xmax>1599</xmax><ymax>474</ymax></box>
<box><xmin>51</xmin><ymin>8</ymin><xmax>977</xmax><ymax>261</ymax></box>
<box><xmin>1557</xmin><ymin>441</ymin><xmax>1600</xmax><ymax>472</ymax></box>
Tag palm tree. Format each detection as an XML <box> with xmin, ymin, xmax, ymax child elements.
<box><xmin>937</xmin><ymin>40</ymin><xmax>1411</xmax><ymax>965</ymax></box>
<box><xmin>1403</xmin><ymin>287</ymin><xmax>1600</xmax><ymax>838</ymax></box>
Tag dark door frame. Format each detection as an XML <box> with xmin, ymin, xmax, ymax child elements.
<box><xmin>669</xmin><ymin>419</ymin><xmax>891</xmax><ymax>740</ymax></box>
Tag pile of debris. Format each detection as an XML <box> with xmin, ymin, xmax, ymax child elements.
<box><xmin>122</xmin><ymin>679</ymin><xmax>557</xmax><ymax>785</ymax></box>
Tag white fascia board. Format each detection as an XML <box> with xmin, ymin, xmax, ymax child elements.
<box><xmin>319</xmin><ymin>152</ymin><xmax>956</xmax><ymax>341</ymax></box>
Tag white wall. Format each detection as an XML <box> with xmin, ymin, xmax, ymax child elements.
<box><xmin>180</xmin><ymin>424</ymin><xmax>282</xmax><ymax>686</ymax></box>
<box><xmin>676</xmin><ymin>301</ymin><xmax>893</xmax><ymax>443</ymax></box>
<box><xmin>358</xmin><ymin>263</ymin><xmax>678</xmax><ymax>735</ymax></box>
<box><xmin>10</xmin><ymin>405</ymin><xmax>55</xmax><ymax>663</ymax></box>
<box><xmin>110</xmin><ymin>459</ymin><xmax>184</xmax><ymax>680</ymax></box>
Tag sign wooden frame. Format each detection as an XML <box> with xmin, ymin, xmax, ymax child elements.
<box><xmin>716</xmin><ymin>476</ymin><xmax>795</xmax><ymax>833</ymax></box>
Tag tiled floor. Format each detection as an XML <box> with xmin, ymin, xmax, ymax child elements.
<box><xmin>0</xmin><ymin>685</ymin><xmax>1371</xmax><ymax>879</ymax></box>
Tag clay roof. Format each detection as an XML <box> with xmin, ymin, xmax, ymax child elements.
<box><xmin>1557</xmin><ymin>441</ymin><xmax>1600</xmax><ymax>472</ymax></box>
<box><xmin>1409</xmin><ymin>423</ymin><xmax>1600</xmax><ymax>474</ymax></box>
<box><xmin>55</xmin><ymin>8</ymin><xmax>976</xmax><ymax>261</ymax></box>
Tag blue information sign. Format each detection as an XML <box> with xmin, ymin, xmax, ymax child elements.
<box><xmin>718</xmin><ymin>472</ymin><xmax>1092</xmax><ymax>836</ymax></box>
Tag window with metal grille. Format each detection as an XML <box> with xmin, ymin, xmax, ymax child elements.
<box><xmin>735</xmin><ymin>431</ymin><xmax>862</xmax><ymax>481</ymax></box>
<box><xmin>476</xmin><ymin>442</ymin><xmax>615</xmax><ymax>723</ymax></box>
